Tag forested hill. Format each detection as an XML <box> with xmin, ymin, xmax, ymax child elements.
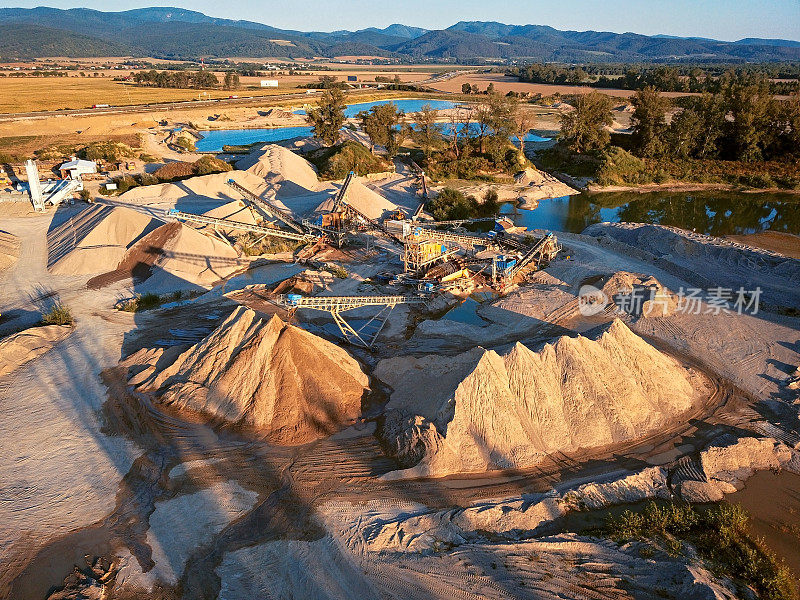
<box><xmin>1</xmin><ymin>6</ymin><xmax>798</xmax><ymax>62</ymax></box>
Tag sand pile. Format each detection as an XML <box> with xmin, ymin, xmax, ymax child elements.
<box><xmin>376</xmin><ymin>319</ymin><xmax>704</xmax><ymax>478</ymax></box>
<box><xmin>118</xmin><ymin>171</ymin><xmax>269</xmax><ymax>206</ymax></box>
<box><xmin>585</xmin><ymin>271</ymin><xmax>679</xmax><ymax>317</ymax></box>
<box><xmin>0</xmin><ymin>325</ymin><xmax>73</xmax><ymax>377</ymax></box>
<box><xmin>126</xmin><ymin>307</ymin><xmax>368</xmax><ymax>443</ymax></box>
<box><xmin>196</xmin><ymin>200</ymin><xmax>258</xmax><ymax>236</ymax></box>
<box><xmin>584</xmin><ymin>222</ymin><xmax>800</xmax><ymax>308</ymax></box>
<box><xmin>315</xmin><ymin>180</ymin><xmax>399</xmax><ymax>221</ymax></box>
<box><xmin>87</xmin><ymin>222</ymin><xmax>243</xmax><ymax>290</ymax></box>
<box><xmin>47</xmin><ymin>205</ymin><xmax>158</xmax><ymax>275</ymax></box>
<box><xmin>514</xmin><ymin>167</ymin><xmax>578</xmax><ymax>206</ymax></box>
<box><xmin>237</xmin><ymin>144</ymin><xmax>319</xmax><ymax>195</ymax></box>
<box><xmin>0</xmin><ymin>230</ymin><xmax>20</xmax><ymax>273</ymax></box>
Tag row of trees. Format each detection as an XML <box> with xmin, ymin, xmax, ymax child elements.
<box><xmin>630</xmin><ymin>76</ymin><xmax>800</xmax><ymax>161</ymax></box>
<box><xmin>131</xmin><ymin>69</ymin><xmax>239</xmax><ymax>90</ymax></box>
<box><xmin>305</xmin><ymin>89</ymin><xmax>539</xmax><ymax>180</ymax></box>
<box><xmin>307</xmin><ymin>88</ymin><xmax>537</xmax><ymax>158</ymax></box>
<box><xmin>558</xmin><ymin>75</ymin><xmax>800</xmax><ymax>163</ymax></box>
<box><xmin>512</xmin><ymin>64</ymin><xmax>800</xmax><ymax>95</ymax></box>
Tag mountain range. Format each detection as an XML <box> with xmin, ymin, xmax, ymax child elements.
<box><xmin>1</xmin><ymin>7</ymin><xmax>798</xmax><ymax>63</ymax></box>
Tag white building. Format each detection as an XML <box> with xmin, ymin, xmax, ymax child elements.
<box><xmin>58</xmin><ymin>158</ymin><xmax>97</xmax><ymax>179</ymax></box>
<box><xmin>260</xmin><ymin>79</ymin><xmax>279</xmax><ymax>88</ymax></box>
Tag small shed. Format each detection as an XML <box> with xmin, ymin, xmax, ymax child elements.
<box><xmin>59</xmin><ymin>158</ymin><xmax>97</xmax><ymax>180</ymax></box>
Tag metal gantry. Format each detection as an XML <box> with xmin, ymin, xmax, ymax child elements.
<box><xmin>276</xmin><ymin>293</ymin><xmax>427</xmax><ymax>348</ymax></box>
<box><xmin>225</xmin><ymin>179</ymin><xmax>305</xmax><ymax>233</ymax></box>
<box><xmin>166</xmin><ymin>209</ymin><xmax>318</xmax><ymax>244</ymax></box>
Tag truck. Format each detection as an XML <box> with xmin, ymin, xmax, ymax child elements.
<box><xmin>92</xmin><ymin>104</ymin><xmax>110</xmax><ymax>109</ymax></box>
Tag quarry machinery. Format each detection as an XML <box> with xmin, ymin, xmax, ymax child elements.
<box><xmin>277</xmin><ymin>293</ymin><xmax>427</xmax><ymax>348</ymax></box>
<box><xmin>492</xmin><ymin>232</ymin><xmax>561</xmax><ymax>288</ymax></box>
<box><xmin>166</xmin><ymin>209</ymin><xmax>319</xmax><ymax>245</ymax></box>
<box><xmin>225</xmin><ymin>179</ymin><xmax>305</xmax><ymax>233</ymax></box>
<box><xmin>24</xmin><ymin>160</ymin><xmax>82</xmax><ymax>212</ymax></box>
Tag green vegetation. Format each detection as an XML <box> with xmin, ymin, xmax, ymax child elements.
<box><xmin>307</xmin><ymin>141</ymin><xmax>392</xmax><ymax>180</ymax></box>
<box><xmin>234</xmin><ymin>232</ymin><xmax>304</xmax><ymax>256</ymax></box>
<box><xmin>306</xmin><ymin>87</ymin><xmax>347</xmax><ymax>146</ymax></box>
<box><xmin>80</xmin><ymin>141</ymin><xmax>137</xmax><ymax>162</ymax></box>
<box><xmin>100</xmin><ymin>156</ymin><xmax>232</xmax><ymax>195</ymax></box>
<box><xmin>41</xmin><ymin>303</ymin><xmax>73</xmax><ymax>326</ymax></box>
<box><xmin>599</xmin><ymin>502</ymin><xmax>796</xmax><ymax>600</ymax></box>
<box><xmin>558</xmin><ymin>91</ymin><xmax>615</xmax><ymax>153</ymax></box>
<box><xmin>416</xmin><ymin>95</ymin><xmax>534</xmax><ymax>181</ymax></box>
<box><xmin>511</xmin><ymin>63</ymin><xmax>800</xmax><ymax>95</ymax></box>
<box><xmin>543</xmin><ymin>73</ymin><xmax>800</xmax><ymax>190</ymax></box>
<box><xmin>133</xmin><ymin>69</ymin><xmax>220</xmax><ymax>89</ymax></box>
<box><xmin>324</xmin><ymin>264</ymin><xmax>348</xmax><ymax>279</ymax></box>
<box><xmin>358</xmin><ymin>103</ymin><xmax>404</xmax><ymax>155</ymax></box>
<box><xmin>117</xmin><ymin>290</ymin><xmax>201</xmax><ymax>312</ymax></box>
<box><xmin>428</xmin><ymin>188</ymin><xmax>500</xmax><ymax>221</ymax></box>
<box><xmin>174</xmin><ymin>136</ymin><xmax>196</xmax><ymax>152</ymax></box>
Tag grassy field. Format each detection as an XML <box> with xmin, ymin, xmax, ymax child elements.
<box><xmin>0</xmin><ymin>64</ymin><xmax>442</xmax><ymax>114</ymax></box>
<box><xmin>0</xmin><ymin>77</ymin><xmax>305</xmax><ymax>114</ymax></box>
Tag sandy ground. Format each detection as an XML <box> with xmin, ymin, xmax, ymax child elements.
<box><xmin>726</xmin><ymin>231</ymin><xmax>800</xmax><ymax>259</ymax></box>
<box><xmin>0</xmin><ymin>206</ymin><xmax>142</xmax><ymax>596</ymax></box>
<box><xmin>1</xmin><ymin>139</ymin><xmax>799</xmax><ymax>599</ymax></box>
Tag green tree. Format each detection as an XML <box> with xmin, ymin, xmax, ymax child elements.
<box><xmin>630</xmin><ymin>86</ymin><xmax>671</xmax><ymax>157</ymax></box>
<box><xmin>461</xmin><ymin>82</ymin><xmax>472</xmax><ymax>95</ymax></box>
<box><xmin>558</xmin><ymin>91</ymin><xmax>614</xmax><ymax>153</ymax></box>
<box><xmin>223</xmin><ymin>71</ymin><xmax>240</xmax><ymax>90</ymax></box>
<box><xmin>413</xmin><ymin>104</ymin><xmax>443</xmax><ymax>157</ymax></box>
<box><xmin>667</xmin><ymin>108</ymin><xmax>703</xmax><ymax>158</ymax></box>
<box><xmin>722</xmin><ymin>73</ymin><xmax>775</xmax><ymax>161</ymax></box>
<box><xmin>358</xmin><ymin>103</ymin><xmax>403</xmax><ymax>155</ymax></box>
<box><xmin>306</xmin><ymin>87</ymin><xmax>346</xmax><ymax>146</ymax></box>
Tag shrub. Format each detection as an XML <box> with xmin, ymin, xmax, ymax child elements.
<box><xmin>41</xmin><ymin>303</ymin><xmax>73</xmax><ymax>325</ymax></box>
<box><xmin>153</xmin><ymin>161</ymin><xmax>195</xmax><ymax>182</ymax></box>
<box><xmin>193</xmin><ymin>155</ymin><xmax>232</xmax><ymax>175</ymax></box>
<box><xmin>80</xmin><ymin>141</ymin><xmax>136</xmax><ymax>162</ymax></box>
<box><xmin>595</xmin><ymin>146</ymin><xmax>651</xmax><ymax>186</ymax></box>
<box><xmin>174</xmin><ymin>136</ymin><xmax>196</xmax><ymax>152</ymax></box>
<box><xmin>307</xmin><ymin>141</ymin><xmax>391</xmax><ymax>180</ymax></box>
<box><xmin>602</xmin><ymin>502</ymin><xmax>795</xmax><ymax>600</ymax></box>
<box><xmin>139</xmin><ymin>153</ymin><xmax>158</xmax><ymax>163</ymax></box>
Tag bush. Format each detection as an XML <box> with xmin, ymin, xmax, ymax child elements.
<box><xmin>118</xmin><ymin>292</ymin><xmax>162</xmax><ymax>312</ymax></box>
<box><xmin>78</xmin><ymin>189</ymin><xmax>91</xmax><ymax>201</ymax></box>
<box><xmin>80</xmin><ymin>141</ymin><xmax>136</xmax><ymax>162</ymax></box>
<box><xmin>602</xmin><ymin>502</ymin><xmax>795</xmax><ymax>600</ymax></box>
<box><xmin>41</xmin><ymin>303</ymin><xmax>73</xmax><ymax>325</ymax></box>
<box><xmin>427</xmin><ymin>187</ymin><xmax>500</xmax><ymax>221</ymax></box>
<box><xmin>193</xmin><ymin>155</ymin><xmax>232</xmax><ymax>175</ymax></box>
<box><xmin>153</xmin><ymin>161</ymin><xmax>195</xmax><ymax>182</ymax></box>
<box><xmin>306</xmin><ymin>141</ymin><xmax>391</xmax><ymax>180</ymax></box>
<box><xmin>139</xmin><ymin>153</ymin><xmax>158</xmax><ymax>163</ymax></box>
<box><xmin>174</xmin><ymin>136</ymin><xmax>196</xmax><ymax>152</ymax></box>
<box><xmin>595</xmin><ymin>146</ymin><xmax>652</xmax><ymax>186</ymax></box>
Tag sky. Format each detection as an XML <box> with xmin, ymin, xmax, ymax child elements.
<box><xmin>6</xmin><ymin>0</ymin><xmax>800</xmax><ymax>41</ymax></box>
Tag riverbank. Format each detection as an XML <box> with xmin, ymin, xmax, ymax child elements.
<box><xmin>588</xmin><ymin>181</ymin><xmax>800</xmax><ymax>195</ymax></box>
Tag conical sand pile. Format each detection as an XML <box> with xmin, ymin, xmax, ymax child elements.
<box><xmin>47</xmin><ymin>205</ymin><xmax>157</xmax><ymax>274</ymax></box>
<box><xmin>377</xmin><ymin>319</ymin><xmax>704</xmax><ymax>478</ymax></box>
<box><xmin>128</xmin><ymin>307</ymin><xmax>369</xmax><ymax>444</ymax></box>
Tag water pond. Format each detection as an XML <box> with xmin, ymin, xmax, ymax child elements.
<box><xmin>499</xmin><ymin>190</ymin><xmax>800</xmax><ymax>236</ymax></box>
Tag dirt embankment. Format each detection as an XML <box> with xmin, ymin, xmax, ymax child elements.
<box><xmin>583</xmin><ymin>222</ymin><xmax>800</xmax><ymax>310</ymax></box>
<box><xmin>377</xmin><ymin>319</ymin><xmax>708</xmax><ymax>478</ymax></box>
<box><xmin>124</xmin><ymin>306</ymin><xmax>369</xmax><ymax>444</ymax></box>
